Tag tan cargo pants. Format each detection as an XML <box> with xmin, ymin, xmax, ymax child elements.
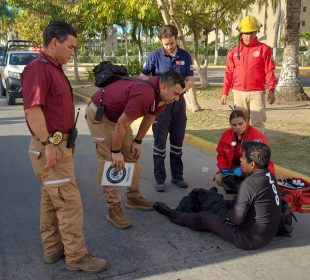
<box><xmin>85</xmin><ymin>105</ymin><xmax>141</xmax><ymax>208</ymax></box>
<box><xmin>28</xmin><ymin>137</ymin><xmax>88</xmax><ymax>262</ymax></box>
<box><xmin>232</xmin><ymin>89</ymin><xmax>266</xmax><ymax>133</ymax></box>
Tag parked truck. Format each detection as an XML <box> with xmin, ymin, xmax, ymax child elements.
<box><xmin>0</xmin><ymin>40</ymin><xmax>41</xmax><ymax>105</ymax></box>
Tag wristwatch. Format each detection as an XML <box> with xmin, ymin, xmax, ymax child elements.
<box><xmin>134</xmin><ymin>138</ymin><xmax>142</xmax><ymax>144</ymax></box>
<box><xmin>41</xmin><ymin>136</ymin><xmax>55</xmax><ymax>146</ymax></box>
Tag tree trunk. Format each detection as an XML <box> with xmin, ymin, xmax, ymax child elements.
<box><xmin>184</xmin><ymin>30</ymin><xmax>202</xmax><ymax>112</ymax></box>
<box><xmin>263</xmin><ymin>1</ymin><xmax>268</xmax><ymax>36</ymax></box>
<box><xmin>73</xmin><ymin>52</ymin><xmax>80</xmax><ymax>82</ymax></box>
<box><xmin>227</xmin><ymin>22</ymin><xmax>232</xmax><ymax>49</ymax></box>
<box><xmin>125</xmin><ymin>26</ymin><xmax>128</xmax><ymax>61</ymax></box>
<box><xmin>276</xmin><ymin>0</ymin><xmax>308</xmax><ymax>101</ymax></box>
<box><xmin>167</xmin><ymin>0</ymin><xmax>201</xmax><ymax>112</ymax></box>
<box><xmin>156</xmin><ymin>0</ymin><xmax>170</xmax><ymax>24</ymax></box>
<box><xmin>214</xmin><ymin>25</ymin><xmax>219</xmax><ymax>65</ymax></box>
<box><xmin>184</xmin><ymin>88</ymin><xmax>201</xmax><ymax>112</ymax></box>
<box><xmin>193</xmin><ymin>30</ymin><xmax>207</xmax><ymax>90</ymax></box>
<box><xmin>184</xmin><ymin>31</ymin><xmax>202</xmax><ymax>112</ymax></box>
<box><xmin>272</xmin><ymin>0</ymin><xmax>281</xmax><ymax>58</ymax></box>
<box><xmin>100</xmin><ymin>32</ymin><xmax>105</xmax><ymax>59</ymax></box>
<box><xmin>168</xmin><ymin>0</ymin><xmax>187</xmax><ymax>48</ymax></box>
<box><xmin>137</xmin><ymin>27</ymin><xmax>143</xmax><ymax>63</ymax></box>
<box><xmin>203</xmin><ymin>29</ymin><xmax>209</xmax><ymax>67</ymax></box>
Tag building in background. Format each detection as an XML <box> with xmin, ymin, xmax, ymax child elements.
<box><xmin>209</xmin><ymin>0</ymin><xmax>310</xmax><ymax>50</ymax></box>
<box><xmin>87</xmin><ymin>26</ymin><xmax>118</xmax><ymax>58</ymax></box>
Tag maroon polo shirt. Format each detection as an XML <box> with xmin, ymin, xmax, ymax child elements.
<box><xmin>22</xmin><ymin>52</ymin><xmax>74</xmax><ymax>135</ymax></box>
<box><xmin>91</xmin><ymin>77</ymin><xmax>165</xmax><ymax>123</ymax></box>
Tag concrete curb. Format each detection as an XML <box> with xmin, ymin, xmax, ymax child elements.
<box><xmin>73</xmin><ymin>91</ymin><xmax>90</xmax><ymax>104</ymax></box>
<box><xmin>73</xmin><ymin>91</ymin><xmax>310</xmax><ymax>181</ymax></box>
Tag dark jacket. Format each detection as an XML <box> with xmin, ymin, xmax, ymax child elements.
<box><xmin>227</xmin><ymin>169</ymin><xmax>281</xmax><ymax>246</ymax></box>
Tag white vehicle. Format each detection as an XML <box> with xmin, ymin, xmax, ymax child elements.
<box><xmin>0</xmin><ymin>41</ymin><xmax>40</xmax><ymax>105</ymax></box>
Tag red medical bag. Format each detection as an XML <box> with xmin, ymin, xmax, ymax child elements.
<box><xmin>277</xmin><ymin>178</ymin><xmax>310</xmax><ymax>213</ymax></box>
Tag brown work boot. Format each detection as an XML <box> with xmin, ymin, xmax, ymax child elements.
<box><xmin>66</xmin><ymin>254</ymin><xmax>107</xmax><ymax>272</ymax></box>
<box><xmin>44</xmin><ymin>248</ymin><xmax>64</xmax><ymax>264</ymax></box>
<box><xmin>107</xmin><ymin>204</ymin><xmax>132</xmax><ymax>229</ymax></box>
<box><xmin>125</xmin><ymin>191</ymin><xmax>154</xmax><ymax>210</ymax></box>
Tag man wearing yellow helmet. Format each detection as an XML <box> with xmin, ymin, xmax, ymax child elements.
<box><xmin>221</xmin><ymin>15</ymin><xmax>276</xmax><ymax>132</ymax></box>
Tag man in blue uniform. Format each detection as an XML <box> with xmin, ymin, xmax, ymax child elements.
<box><xmin>141</xmin><ymin>25</ymin><xmax>194</xmax><ymax>192</ymax></box>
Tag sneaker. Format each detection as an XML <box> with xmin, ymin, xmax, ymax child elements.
<box><xmin>171</xmin><ymin>179</ymin><xmax>188</xmax><ymax>188</ymax></box>
<box><xmin>107</xmin><ymin>204</ymin><xmax>132</xmax><ymax>229</ymax></box>
<box><xmin>66</xmin><ymin>254</ymin><xmax>107</xmax><ymax>272</ymax></box>
<box><xmin>125</xmin><ymin>191</ymin><xmax>154</xmax><ymax>210</ymax></box>
<box><xmin>155</xmin><ymin>183</ymin><xmax>166</xmax><ymax>192</ymax></box>
<box><xmin>44</xmin><ymin>248</ymin><xmax>64</xmax><ymax>264</ymax></box>
<box><xmin>153</xmin><ymin>202</ymin><xmax>173</xmax><ymax>217</ymax></box>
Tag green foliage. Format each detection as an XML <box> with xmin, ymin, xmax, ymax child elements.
<box><xmin>15</xmin><ymin>11</ymin><xmax>50</xmax><ymax>44</ymax></box>
<box><xmin>299</xmin><ymin>46</ymin><xmax>308</xmax><ymax>52</ymax></box>
<box><xmin>86</xmin><ymin>68</ymin><xmax>94</xmax><ymax>80</ymax></box>
<box><xmin>126</xmin><ymin>58</ymin><xmax>142</xmax><ymax>76</ymax></box>
<box><xmin>300</xmin><ymin>31</ymin><xmax>310</xmax><ymax>41</ymax></box>
<box><xmin>0</xmin><ymin>1</ymin><xmax>17</xmax><ymax>41</ymax></box>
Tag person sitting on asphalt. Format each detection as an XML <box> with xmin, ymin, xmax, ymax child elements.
<box><xmin>85</xmin><ymin>71</ymin><xmax>185</xmax><ymax>230</ymax></box>
<box><xmin>153</xmin><ymin>142</ymin><xmax>281</xmax><ymax>250</ymax></box>
<box><xmin>214</xmin><ymin>109</ymin><xmax>274</xmax><ymax>193</ymax></box>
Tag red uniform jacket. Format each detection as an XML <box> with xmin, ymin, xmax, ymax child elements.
<box><xmin>216</xmin><ymin>125</ymin><xmax>275</xmax><ymax>174</ymax></box>
<box><xmin>222</xmin><ymin>38</ymin><xmax>276</xmax><ymax>96</ymax></box>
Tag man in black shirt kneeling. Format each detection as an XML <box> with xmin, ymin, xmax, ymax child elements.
<box><xmin>154</xmin><ymin>142</ymin><xmax>281</xmax><ymax>250</ymax></box>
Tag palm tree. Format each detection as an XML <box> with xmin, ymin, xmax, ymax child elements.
<box><xmin>276</xmin><ymin>0</ymin><xmax>308</xmax><ymax>101</ymax></box>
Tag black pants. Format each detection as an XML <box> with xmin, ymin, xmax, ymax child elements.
<box><xmin>152</xmin><ymin>97</ymin><xmax>186</xmax><ymax>184</ymax></box>
<box><xmin>169</xmin><ymin>211</ymin><xmax>268</xmax><ymax>250</ymax></box>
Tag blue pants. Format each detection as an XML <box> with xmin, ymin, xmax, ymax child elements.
<box><xmin>152</xmin><ymin>96</ymin><xmax>186</xmax><ymax>184</ymax></box>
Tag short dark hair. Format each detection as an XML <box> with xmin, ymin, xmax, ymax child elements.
<box><xmin>43</xmin><ymin>21</ymin><xmax>77</xmax><ymax>48</ymax></box>
<box><xmin>160</xmin><ymin>71</ymin><xmax>185</xmax><ymax>89</ymax></box>
<box><xmin>229</xmin><ymin>109</ymin><xmax>247</xmax><ymax>123</ymax></box>
<box><xmin>243</xmin><ymin>142</ymin><xmax>271</xmax><ymax>169</ymax></box>
<box><xmin>158</xmin><ymin>25</ymin><xmax>178</xmax><ymax>40</ymax></box>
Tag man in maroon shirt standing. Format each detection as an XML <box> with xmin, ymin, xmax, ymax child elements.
<box><xmin>22</xmin><ymin>21</ymin><xmax>107</xmax><ymax>272</ymax></box>
<box><xmin>86</xmin><ymin>71</ymin><xmax>185</xmax><ymax>229</ymax></box>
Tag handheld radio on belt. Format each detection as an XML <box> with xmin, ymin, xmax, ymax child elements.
<box><xmin>95</xmin><ymin>90</ymin><xmax>105</xmax><ymax>121</ymax></box>
<box><xmin>67</xmin><ymin>108</ymin><xmax>80</xmax><ymax>148</ymax></box>
<box><xmin>95</xmin><ymin>99</ymin><xmax>105</xmax><ymax>121</ymax></box>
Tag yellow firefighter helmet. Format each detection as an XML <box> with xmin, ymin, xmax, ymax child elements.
<box><xmin>238</xmin><ymin>15</ymin><xmax>262</xmax><ymax>33</ymax></box>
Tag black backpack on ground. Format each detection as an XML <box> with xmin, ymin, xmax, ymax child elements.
<box><xmin>277</xmin><ymin>198</ymin><xmax>297</xmax><ymax>237</ymax></box>
<box><xmin>176</xmin><ymin>188</ymin><xmax>230</xmax><ymax>216</ymax></box>
<box><xmin>93</xmin><ymin>61</ymin><xmax>129</xmax><ymax>88</ymax></box>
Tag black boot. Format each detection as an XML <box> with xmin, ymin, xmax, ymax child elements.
<box><xmin>153</xmin><ymin>202</ymin><xmax>173</xmax><ymax>217</ymax></box>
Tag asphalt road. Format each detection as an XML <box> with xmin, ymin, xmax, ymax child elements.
<box><xmin>1</xmin><ymin>96</ymin><xmax>310</xmax><ymax>280</ymax></box>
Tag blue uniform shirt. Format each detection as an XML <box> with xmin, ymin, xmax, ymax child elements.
<box><xmin>141</xmin><ymin>47</ymin><xmax>193</xmax><ymax>78</ymax></box>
